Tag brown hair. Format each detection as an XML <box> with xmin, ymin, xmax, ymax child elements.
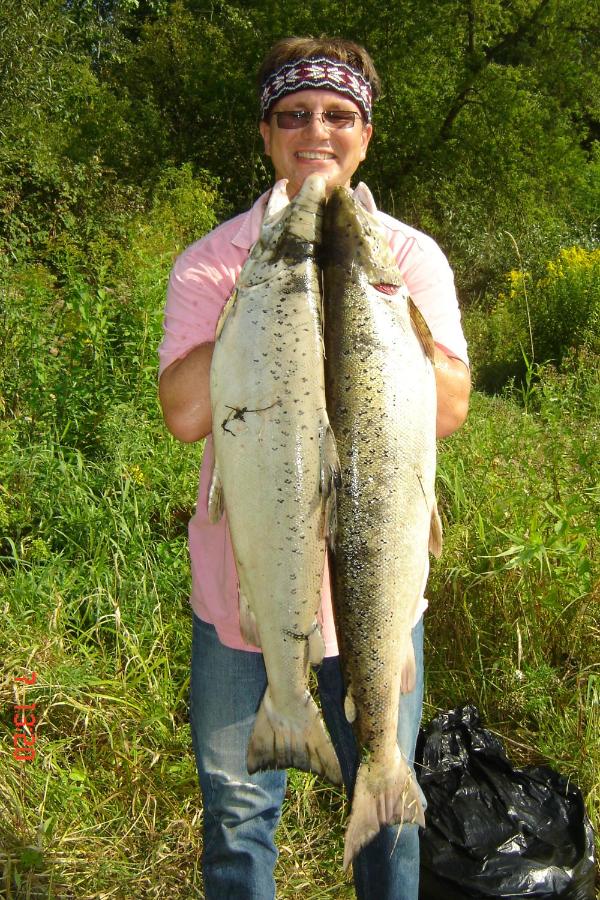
<box><xmin>258</xmin><ymin>36</ymin><xmax>381</xmax><ymax>103</ymax></box>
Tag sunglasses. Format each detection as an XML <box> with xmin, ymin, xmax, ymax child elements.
<box><xmin>272</xmin><ymin>110</ymin><xmax>361</xmax><ymax>130</ymax></box>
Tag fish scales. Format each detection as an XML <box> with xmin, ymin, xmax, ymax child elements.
<box><xmin>322</xmin><ymin>187</ymin><xmax>441</xmax><ymax>868</ymax></box>
<box><xmin>208</xmin><ymin>174</ymin><xmax>342</xmax><ymax>785</ymax></box>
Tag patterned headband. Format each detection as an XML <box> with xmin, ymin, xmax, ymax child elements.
<box><xmin>260</xmin><ymin>57</ymin><xmax>373</xmax><ymax>123</ymax></box>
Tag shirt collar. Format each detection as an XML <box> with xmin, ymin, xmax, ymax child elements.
<box><xmin>352</xmin><ymin>181</ymin><xmax>378</xmax><ymax>214</ymax></box>
<box><xmin>230</xmin><ymin>180</ymin><xmax>289</xmax><ymax>250</ymax></box>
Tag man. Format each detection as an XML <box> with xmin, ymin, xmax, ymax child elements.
<box><xmin>159</xmin><ymin>36</ymin><xmax>470</xmax><ymax>900</ymax></box>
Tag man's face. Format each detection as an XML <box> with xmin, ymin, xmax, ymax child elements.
<box><xmin>259</xmin><ymin>88</ymin><xmax>373</xmax><ymax>199</ymax></box>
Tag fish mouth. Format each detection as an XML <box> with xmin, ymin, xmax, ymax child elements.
<box><xmin>323</xmin><ymin>188</ymin><xmax>404</xmax><ymax>285</ymax></box>
<box><xmin>295</xmin><ymin>151</ymin><xmax>336</xmax><ymax>160</ymax></box>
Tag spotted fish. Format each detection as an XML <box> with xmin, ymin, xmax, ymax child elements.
<box><xmin>208</xmin><ymin>174</ymin><xmax>342</xmax><ymax>785</ymax></box>
<box><xmin>322</xmin><ymin>186</ymin><xmax>442</xmax><ymax>868</ymax></box>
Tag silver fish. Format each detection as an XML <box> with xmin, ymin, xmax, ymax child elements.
<box><xmin>208</xmin><ymin>174</ymin><xmax>342</xmax><ymax>785</ymax></box>
<box><xmin>322</xmin><ymin>186</ymin><xmax>442</xmax><ymax>868</ymax></box>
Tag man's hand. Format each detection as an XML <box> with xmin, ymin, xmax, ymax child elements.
<box><xmin>433</xmin><ymin>347</ymin><xmax>470</xmax><ymax>438</ymax></box>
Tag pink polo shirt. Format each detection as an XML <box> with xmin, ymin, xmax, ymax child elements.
<box><xmin>159</xmin><ymin>180</ymin><xmax>468</xmax><ymax>655</ymax></box>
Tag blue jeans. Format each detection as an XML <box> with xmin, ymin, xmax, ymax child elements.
<box><xmin>190</xmin><ymin>613</ymin><xmax>424</xmax><ymax>899</ymax></box>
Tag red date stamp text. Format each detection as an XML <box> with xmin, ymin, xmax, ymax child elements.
<box><xmin>13</xmin><ymin>671</ymin><xmax>37</xmax><ymax>762</ymax></box>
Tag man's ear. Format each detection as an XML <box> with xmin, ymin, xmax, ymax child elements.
<box><xmin>259</xmin><ymin>120</ymin><xmax>271</xmax><ymax>157</ymax></box>
<box><xmin>360</xmin><ymin>122</ymin><xmax>373</xmax><ymax>161</ymax></box>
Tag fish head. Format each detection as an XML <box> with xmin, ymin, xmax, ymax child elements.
<box><xmin>323</xmin><ymin>187</ymin><xmax>404</xmax><ymax>291</ymax></box>
<box><xmin>240</xmin><ymin>174</ymin><xmax>327</xmax><ymax>288</ymax></box>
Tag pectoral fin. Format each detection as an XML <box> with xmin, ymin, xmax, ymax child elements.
<box><xmin>320</xmin><ymin>422</ymin><xmax>342</xmax><ymax>548</ymax></box>
<box><xmin>215</xmin><ymin>288</ymin><xmax>239</xmax><ymax>341</ymax></box>
<box><xmin>207</xmin><ymin>462</ymin><xmax>224</xmax><ymax>523</ymax></box>
<box><xmin>409</xmin><ymin>298</ymin><xmax>435</xmax><ymax>362</ymax></box>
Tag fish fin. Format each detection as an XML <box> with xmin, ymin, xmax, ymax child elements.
<box><xmin>307</xmin><ymin>620</ymin><xmax>326</xmax><ymax>666</ymax></box>
<box><xmin>344</xmin><ymin>689</ymin><xmax>357</xmax><ymax>724</ymax></box>
<box><xmin>429</xmin><ymin>500</ymin><xmax>443</xmax><ymax>558</ymax></box>
<box><xmin>207</xmin><ymin>463</ymin><xmax>224</xmax><ymax>523</ymax></box>
<box><xmin>343</xmin><ymin>747</ymin><xmax>425</xmax><ymax>870</ymax></box>
<box><xmin>247</xmin><ymin>687</ymin><xmax>342</xmax><ymax>785</ymax></box>
<box><xmin>409</xmin><ymin>297</ymin><xmax>436</xmax><ymax>363</ymax></box>
<box><xmin>325</xmin><ymin>497</ymin><xmax>338</xmax><ymax>551</ymax></box>
<box><xmin>320</xmin><ymin>423</ymin><xmax>341</xmax><ymax>548</ymax></box>
<box><xmin>399</xmin><ymin>641</ymin><xmax>416</xmax><ymax>694</ymax></box>
<box><xmin>215</xmin><ymin>288</ymin><xmax>238</xmax><ymax>341</ymax></box>
<box><xmin>239</xmin><ymin>593</ymin><xmax>261</xmax><ymax>648</ymax></box>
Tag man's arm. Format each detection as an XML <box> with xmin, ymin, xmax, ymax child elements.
<box><xmin>158</xmin><ymin>342</ymin><xmax>214</xmax><ymax>443</ymax></box>
<box><xmin>434</xmin><ymin>347</ymin><xmax>471</xmax><ymax>439</ymax></box>
<box><xmin>159</xmin><ymin>342</ymin><xmax>469</xmax><ymax>444</ymax></box>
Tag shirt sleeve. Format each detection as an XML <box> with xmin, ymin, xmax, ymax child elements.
<box><xmin>387</xmin><ymin>223</ymin><xmax>469</xmax><ymax>367</ymax></box>
<box><xmin>158</xmin><ymin>226</ymin><xmax>249</xmax><ymax>378</ymax></box>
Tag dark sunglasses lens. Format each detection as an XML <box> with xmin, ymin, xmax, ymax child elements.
<box><xmin>324</xmin><ymin>111</ymin><xmax>357</xmax><ymax>127</ymax></box>
<box><xmin>275</xmin><ymin>111</ymin><xmax>310</xmax><ymax>129</ymax></box>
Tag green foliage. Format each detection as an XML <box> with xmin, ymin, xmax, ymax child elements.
<box><xmin>0</xmin><ymin>164</ymin><xmax>219</xmax><ymax>453</ymax></box>
<box><xmin>2</xmin><ymin>0</ymin><xmax>598</xmax><ymax>300</ymax></box>
<box><xmin>2</xmin><ymin>181</ymin><xmax>599</xmax><ymax>891</ymax></box>
<box><xmin>427</xmin><ymin>366</ymin><xmax>599</xmax><ymax>834</ymax></box>
<box><xmin>466</xmin><ymin>244</ymin><xmax>600</xmax><ymax>391</ymax></box>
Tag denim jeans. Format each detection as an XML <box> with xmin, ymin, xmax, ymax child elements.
<box><xmin>190</xmin><ymin>613</ymin><xmax>424</xmax><ymax>899</ymax></box>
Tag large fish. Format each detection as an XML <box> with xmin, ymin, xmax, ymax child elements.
<box><xmin>208</xmin><ymin>174</ymin><xmax>342</xmax><ymax>785</ymax></box>
<box><xmin>322</xmin><ymin>187</ymin><xmax>442</xmax><ymax>868</ymax></box>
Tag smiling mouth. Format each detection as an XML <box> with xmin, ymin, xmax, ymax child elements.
<box><xmin>295</xmin><ymin>151</ymin><xmax>335</xmax><ymax>160</ymax></box>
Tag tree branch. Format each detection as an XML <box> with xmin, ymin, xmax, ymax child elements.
<box><xmin>398</xmin><ymin>0</ymin><xmax>554</xmax><ymax>177</ymax></box>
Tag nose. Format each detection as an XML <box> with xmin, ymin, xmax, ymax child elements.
<box><xmin>305</xmin><ymin>112</ymin><xmax>331</xmax><ymax>137</ymax></box>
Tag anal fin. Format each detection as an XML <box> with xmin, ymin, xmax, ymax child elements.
<box><xmin>344</xmin><ymin>688</ymin><xmax>357</xmax><ymax>723</ymax></box>
<box><xmin>307</xmin><ymin>620</ymin><xmax>325</xmax><ymax>666</ymax></box>
<box><xmin>429</xmin><ymin>500</ymin><xmax>443</xmax><ymax>558</ymax></box>
<box><xmin>239</xmin><ymin>592</ymin><xmax>261</xmax><ymax>648</ymax></box>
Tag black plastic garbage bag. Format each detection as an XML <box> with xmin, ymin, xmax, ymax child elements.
<box><xmin>416</xmin><ymin>705</ymin><xmax>596</xmax><ymax>899</ymax></box>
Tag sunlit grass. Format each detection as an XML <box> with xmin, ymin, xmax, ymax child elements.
<box><xmin>3</xmin><ymin>371</ymin><xmax>597</xmax><ymax>896</ymax></box>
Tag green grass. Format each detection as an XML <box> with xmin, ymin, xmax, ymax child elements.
<box><xmin>2</xmin><ymin>375</ymin><xmax>598</xmax><ymax>897</ymax></box>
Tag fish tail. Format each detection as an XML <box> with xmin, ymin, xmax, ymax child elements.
<box><xmin>247</xmin><ymin>687</ymin><xmax>342</xmax><ymax>785</ymax></box>
<box><xmin>342</xmin><ymin>750</ymin><xmax>425</xmax><ymax>870</ymax></box>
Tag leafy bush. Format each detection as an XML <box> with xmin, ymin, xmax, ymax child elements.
<box><xmin>0</xmin><ymin>164</ymin><xmax>220</xmax><ymax>453</ymax></box>
<box><xmin>466</xmin><ymin>245</ymin><xmax>600</xmax><ymax>392</ymax></box>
